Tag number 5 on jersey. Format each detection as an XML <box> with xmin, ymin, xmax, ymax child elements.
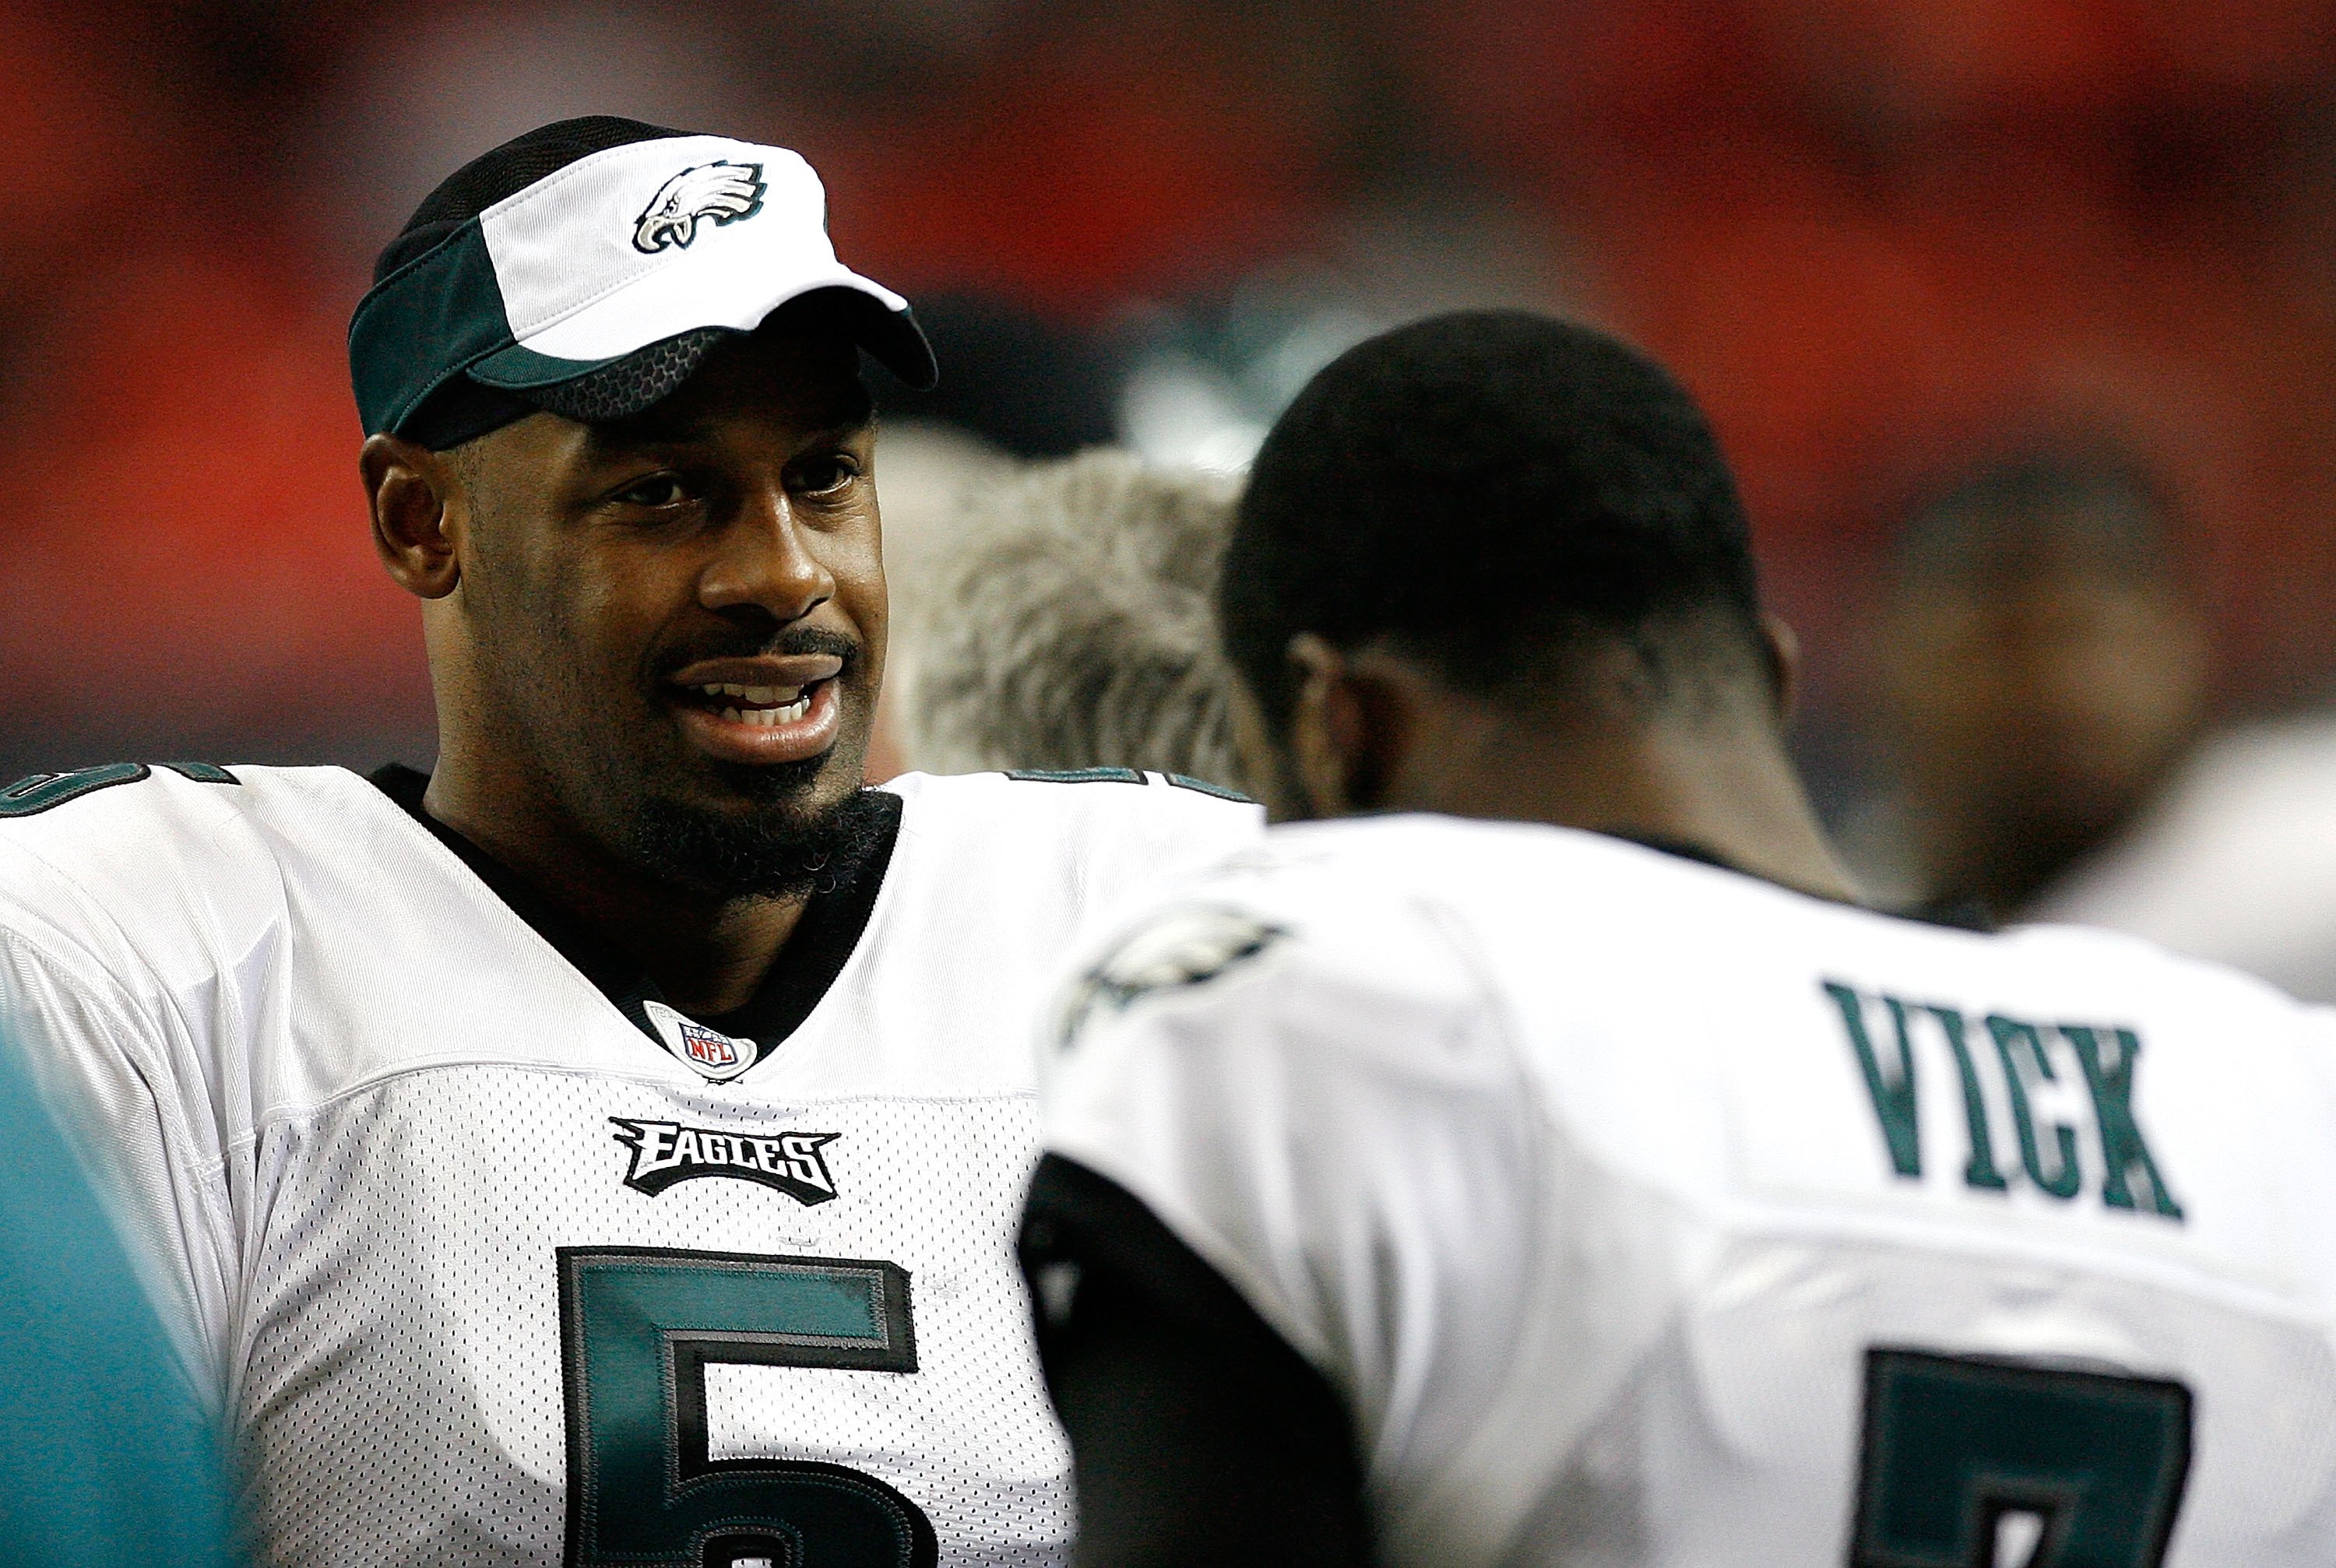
<box><xmin>558</xmin><ymin>1247</ymin><xmax>937</xmax><ymax>1568</ymax></box>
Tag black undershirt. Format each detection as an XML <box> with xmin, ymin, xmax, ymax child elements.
<box><xmin>366</xmin><ymin>763</ymin><xmax>901</xmax><ymax>1060</ymax></box>
<box><xmin>1018</xmin><ymin>1153</ymin><xmax>1374</xmax><ymax>1567</ymax></box>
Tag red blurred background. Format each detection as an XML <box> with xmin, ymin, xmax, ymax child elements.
<box><xmin>2</xmin><ymin>0</ymin><xmax>2333</xmax><ymax>790</ymax></box>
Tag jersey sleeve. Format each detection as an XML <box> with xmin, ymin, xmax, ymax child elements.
<box><xmin>1067</xmin><ymin>775</ymin><xmax>1265</xmax><ymax>902</ymax></box>
<box><xmin>888</xmin><ymin>768</ymin><xmax>1264</xmax><ymax>925</ymax></box>
<box><xmin>0</xmin><ymin>865</ymin><xmax>238</xmax><ymax>1409</ymax></box>
<box><xmin>1033</xmin><ymin>884</ymin><xmax>1540</xmax><ymax>1550</ymax></box>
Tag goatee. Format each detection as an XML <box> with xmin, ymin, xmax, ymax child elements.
<box><xmin>626</xmin><ymin>762</ymin><xmax>894</xmax><ymax>900</ymax></box>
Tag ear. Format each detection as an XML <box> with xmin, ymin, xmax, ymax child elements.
<box><xmin>360</xmin><ymin>433</ymin><xmax>464</xmax><ymax>600</ymax></box>
<box><xmin>1286</xmin><ymin>634</ymin><xmax>1420</xmax><ymax>816</ymax></box>
<box><xmin>1760</xmin><ymin>613</ymin><xmax>1803</xmax><ymax>722</ymax></box>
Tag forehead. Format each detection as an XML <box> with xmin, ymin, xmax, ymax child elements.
<box><xmin>1894</xmin><ymin>498</ymin><xmax>2171</xmax><ymax>599</ymax></box>
<box><xmin>590</xmin><ymin>330</ymin><xmax>872</xmax><ymax>448</ymax></box>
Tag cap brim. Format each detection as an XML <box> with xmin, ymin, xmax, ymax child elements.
<box><xmin>468</xmin><ymin>275</ymin><xmax>937</xmax><ymax>413</ymax></box>
<box><xmin>816</xmin><ymin>286</ymin><xmax>940</xmax><ymax>391</ymax></box>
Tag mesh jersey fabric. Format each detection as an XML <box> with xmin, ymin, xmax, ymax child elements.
<box><xmin>1039</xmin><ymin>813</ymin><xmax>2336</xmax><ymax>1567</ymax></box>
<box><xmin>0</xmin><ymin>762</ymin><xmax>1261</xmax><ymax>1566</ymax></box>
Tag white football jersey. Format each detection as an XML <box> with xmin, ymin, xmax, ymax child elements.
<box><xmin>1041</xmin><ymin>814</ymin><xmax>2336</xmax><ymax>1567</ymax></box>
<box><xmin>0</xmin><ymin>761</ymin><xmax>1259</xmax><ymax>1567</ymax></box>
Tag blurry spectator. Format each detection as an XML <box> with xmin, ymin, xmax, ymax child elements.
<box><xmin>2026</xmin><ymin>710</ymin><xmax>2336</xmax><ymax>1004</ymax></box>
<box><xmin>0</xmin><ymin>1030</ymin><xmax>235</xmax><ymax>1565</ymax></box>
<box><xmin>892</xmin><ymin>448</ymin><xmax>1247</xmax><ymax>789</ymax></box>
<box><xmin>1859</xmin><ymin>445</ymin><xmax>2336</xmax><ymax>1002</ymax></box>
<box><xmin>864</xmin><ymin>418</ymin><xmax>1014</xmax><ymax>782</ymax></box>
<box><xmin>1856</xmin><ymin>446</ymin><xmax>2211</xmax><ymax>921</ymax></box>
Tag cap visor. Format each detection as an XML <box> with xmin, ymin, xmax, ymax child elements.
<box><xmin>815</xmin><ymin>287</ymin><xmax>938</xmax><ymax>391</ymax></box>
<box><xmin>470</xmin><ymin>268</ymin><xmax>934</xmax><ymax>396</ymax></box>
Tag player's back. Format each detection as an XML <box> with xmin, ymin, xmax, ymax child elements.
<box><xmin>1040</xmin><ymin>814</ymin><xmax>2336</xmax><ymax>1566</ymax></box>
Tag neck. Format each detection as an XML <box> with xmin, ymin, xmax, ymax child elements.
<box><xmin>1916</xmin><ymin>803</ymin><xmax>2121</xmax><ymax>922</ymax></box>
<box><xmin>423</xmin><ymin>741</ymin><xmax>805</xmax><ymax>1015</ymax></box>
<box><xmin>1385</xmin><ymin>697</ymin><xmax>1863</xmax><ymax>904</ymax></box>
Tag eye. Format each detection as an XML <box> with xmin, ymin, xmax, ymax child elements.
<box><xmin>611</xmin><ymin>472</ymin><xmax>691</xmax><ymax>508</ymax></box>
<box><xmin>792</xmin><ymin>455</ymin><xmax>861</xmax><ymax>498</ymax></box>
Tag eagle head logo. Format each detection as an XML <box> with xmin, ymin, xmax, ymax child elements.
<box><xmin>632</xmin><ymin>160</ymin><xmax>768</xmax><ymax>254</ymax></box>
<box><xmin>1055</xmin><ymin>905</ymin><xmax>1287</xmax><ymax>1049</ymax></box>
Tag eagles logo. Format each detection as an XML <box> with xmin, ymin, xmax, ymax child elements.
<box><xmin>608</xmin><ymin>1119</ymin><xmax>840</xmax><ymax>1204</ymax></box>
<box><xmin>631</xmin><ymin>160</ymin><xmax>767</xmax><ymax>254</ymax></box>
<box><xmin>1057</xmin><ymin>905</ymin><xmax>1287</xmax><ymax>1049</ymax></box>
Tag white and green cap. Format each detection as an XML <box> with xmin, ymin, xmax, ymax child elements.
<box><xmin>350</xmin><ymin>116</ymin><xmax>935</xmax><ymax>445</ymax></box>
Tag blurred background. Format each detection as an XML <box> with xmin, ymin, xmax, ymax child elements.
<box><xmin>5</xmin><ymin>0</ymin><xmax>2336</xmax><ymax>969</ymax></box>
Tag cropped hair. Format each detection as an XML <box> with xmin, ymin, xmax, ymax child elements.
<box><xmin>1894</xmin><ymin>443</ymin><xmax>2181</xmax><ymax>586</ymax></box>
<box><xmin>894</xmin><ymin>449</ymin><xmax>1246</xmax><ymax>789</ymax></box>
<box><xmin>1219</xmin><ymin>310</ymin><xmax>1769</xmax><ymax>738</ymax></box>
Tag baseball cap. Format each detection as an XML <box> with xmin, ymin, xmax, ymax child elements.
<box><xmin>349</xmin><ymin>116</ymin><xmax>937</xmax><ymax>448</ymax></box>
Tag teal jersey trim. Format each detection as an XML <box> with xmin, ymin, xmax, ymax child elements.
<box><xmin>0</xmin><ymin>1034</ymin><xmax>234</xmax><ymax>1563</ymax></box>
<box><xmin>0</xmin><ymin>762</ymin><xmax>237</xmax><ymax>819</ymax></box>
<box><xmin>1003</xmin><ymin>767</ymin><xmax>1145</xmax><ymax>785</ymax></box>
<box><xmin>1166</xmin><ymin>773</ymin><xmax>1253</xmax><ymax>803</ymax></box>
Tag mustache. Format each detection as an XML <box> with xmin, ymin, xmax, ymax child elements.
<box><xmin>647</xmin><ymin>624</ymin><xmax>863</xmax><ymax>684</ymax></box>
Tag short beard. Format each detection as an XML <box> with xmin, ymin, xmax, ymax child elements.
<box><xmin>624</xmin><ymin>761</ymin><xmax>892</xmax><ymax>900</ymax></box>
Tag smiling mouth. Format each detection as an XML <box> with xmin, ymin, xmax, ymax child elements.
<box><xmin>674</xmin><ymin>680</ymin><xmax>821</xmax><ymax>726</ymax></box>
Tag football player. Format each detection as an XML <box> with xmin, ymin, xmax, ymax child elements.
<box><xmin>0</xmin><ymin>118</ymin><xmax>1258</xmax><ymax>1566</ymax></box>
<box><xmin>1023</xmin><ymin>311</ymin><xmax>2336</xmax><ymax>1566</ymax></box>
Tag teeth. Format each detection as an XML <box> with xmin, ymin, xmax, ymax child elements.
<box><xmin>695</xmin><ymin>682</ymin><xmax>804</xmax><ymax>705</ymax></box>
<box><xmin>716</xmin><ymin>694</ymin><xmax>812</xmax><ymax>727</ymax></box>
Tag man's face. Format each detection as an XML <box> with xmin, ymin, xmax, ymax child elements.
<box><xmin>1877</xmin><ymin>516</ymin><xmax>2208</xmax><ymax>888</ymax></box>
<box><xmin>444</xmin><ymin>331</ymin><xmax>885</xmax><ymax>897</ymax></box>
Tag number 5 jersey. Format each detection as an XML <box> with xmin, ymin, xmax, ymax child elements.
<box><xmin>0</xmin><ymin>761</ymin><xmax>1260</xmax><ymax>1566</ymax></box>
<box><xmin>1033</xmin><ymin>813</ymin><xmax>2336</xmax><ymax>1567</ymax></box>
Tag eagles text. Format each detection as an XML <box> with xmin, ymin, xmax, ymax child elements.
<box><xmin>608</xmin><ymin>1119</ymin><xmax>840</xmax><ymax>1204</ymax></box>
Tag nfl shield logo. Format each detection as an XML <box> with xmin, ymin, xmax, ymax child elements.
<box><xmin>678</xmin><ymin>1020</ymin><xmax>738</xmax><ymax>1068</ymax></box>
<box><xmin>641</xmin><ymin>998</ymin><xmax>760</xmax><ymax>1082</ymax></box>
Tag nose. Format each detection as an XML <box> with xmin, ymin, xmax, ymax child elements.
<box><xmin>697</xmin><ymin>476</ymin><xmax>832</xmax><ymax>624</ymax></box>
